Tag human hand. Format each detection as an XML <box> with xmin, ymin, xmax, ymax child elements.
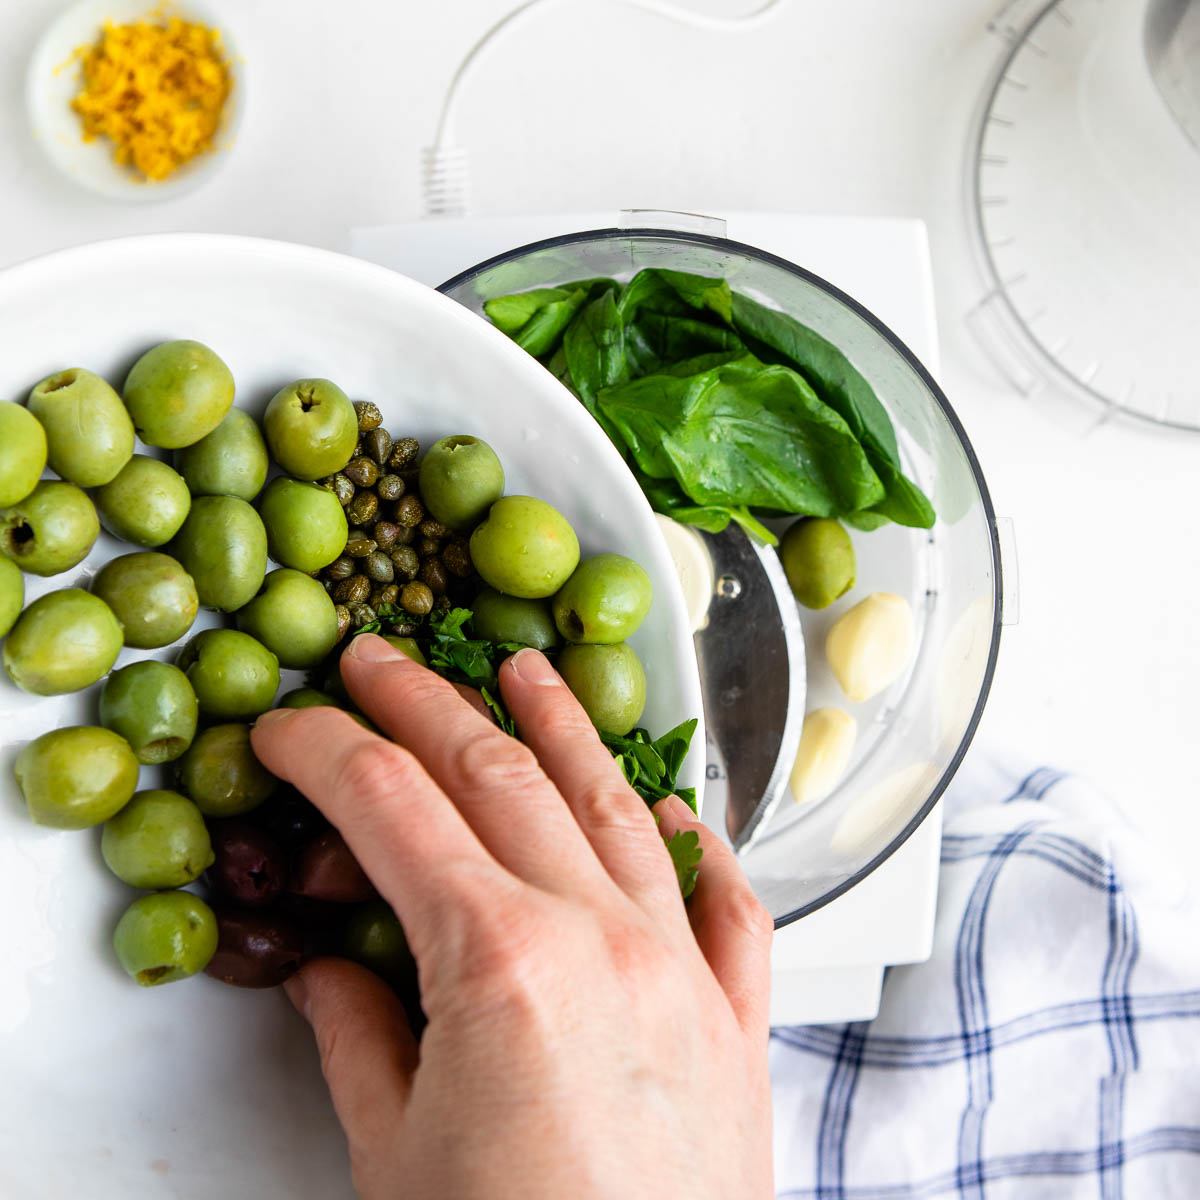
<box><xmin>252</xmin><ymin>634</ymin><xmax>774</xmax><ymax>1200</ymax></box>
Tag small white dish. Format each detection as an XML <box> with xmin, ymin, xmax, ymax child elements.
<box><xmin>26</xmin><ymin>0</ymin><xmax>245</xmax><ymax>202</ymax></box>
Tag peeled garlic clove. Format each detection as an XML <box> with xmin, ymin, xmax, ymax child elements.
<box><xmin>826</xmin><ymin>592</ymin><xmax>914</xmax><ymax>703</ymax></box>
<box><xmin>791</xmin><ymin>707</ymin><xmax>857</xmax><ymax>805</ymax></box>
<box><xmin>654</xmin><ymin>513</ymin><xmax>715</xmax><ymax>633</ymax></box>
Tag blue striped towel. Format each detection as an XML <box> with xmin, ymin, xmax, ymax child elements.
<box><xmin>769</xmin><ymin>757</ymin><xmax>1200</xmax><ymax>1199</ymax></box>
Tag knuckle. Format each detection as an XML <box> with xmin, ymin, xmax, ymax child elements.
<box><xmin>575</xmin><ymin>782</ymin><xmax>655</xmax><ymax>838</ymax></box>
<box><xmin>331</xmin><ymin>739</ymin><xmax>417</xmax><ymax>808</ymax></box>
<box><xmin>449</xmin><ymin>733</ymin><xmax>544</xmax><ymax>797</ymax></box>
<box><xmin>721</xmin><ymin>885</ymin><xmax>774</xmax><ymax>945</ymax></box>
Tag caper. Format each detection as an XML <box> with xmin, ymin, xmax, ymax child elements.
<box><xmin>344</xmin><ymin>457</ymin><xmax>379</xmax><ymax>489</ymax></box>
<box><xmin>418</xmin><ymin>536</ymin><xmax>441</xmax><ymax>557</ymax></box>
<box><xmin>418</xmin><ymin>517</ymin><xmax>451</xmax><ymax>540</ymax></box>
<box><xmin>325</xmin><ymin>556</ymin><xmax>356</xmax><ymax>582</ymax></box>
<box><xmin>335</xmin><ymin>604</ymin><xmax>352</xmax><ymax>640</ymax></box>
<box><xmin>373</xmin><ymin>520</ymin><xmax>400</xmax><ymax>550</ymax></box>
<box><xmin>348</xmin><ymin>601</ymin><xmax>377</xmax><ymax>629</ymax></box>
<box><xmin>394</xmin><ymin>494</ymin><xmax>424</xmax><ymax>528</ymax></box>
<box><xmin>388</xmin><ymin>437</ymin><xmax>419</xmax><ymax>470</ymax></box>
<box><xmin>353</xmin><ymin>401</ymin><xmax>382</xmax><ymax>431</ymax></box>
<box><xmin>347</xmin><ymin>491</ymin><xmax>379</xmax><ymax>526</ymax></box>
<box><xmin>400</xmin><ymin>581</ymin><xmax>434</xmax><ymax>615</ymax></box>
<box><xmin>376</xmin><ymin>474</ymin><xmax>405</xmax><ymax>502</ymax></box>
<box><xmin>365</xmin><ymin>551</ymin><xmax>394</xmax><ymax>583</ymax></box>
<box><xmin>390</xmin><ymin>545</ymin><xmax>419</xmax><ymax>579</ymax></box>
<box><xmin>333</xmin><ymin>575</ymin><xmax>371</xmax><ymax>605</ymax></box>
<box><xmin>352</xmin><ymin>438</ymin><xmax>365</xmax><ymax>459</ymax></box>
<box><xmin>420</xmin><ymin>558</ymin><xmax>448</xmax><ymax>596</ymax></box>
<box><xmin>345</xmin><ymin>532</ymin><xmax>376</xmax><ymax>558</ymax></box>
<box><xmin>392</xmin><ymin>523</ymin><xmax>416</xmax><ymax>546</ymax></box>
<box><xmin>432</xmin><ymin>594</ymin><xmax>452</xmax><ymax>617</ymax></box>
<box><xmin>363</xmin><ymin>428</ymin><xmax>392</xmax><ymax>466</ymax></box>
<box><xmin>390</xmin><ymin>620</ymin><xmax>419</xmax><ymax>637</ymax></box>
<box><xmin>443</xmin><ymin>539</ymin><xmax>473</xmax><ymax>578</ymax></box>
<box><xmin>371</xmin><ymin>583</ymin><xmax>400</xmax><ymax>607</ymax></box>
<box><xmin>324</xmin><ymin>473</ymin><xmax>355</xmax><ymax>507</ymax></box>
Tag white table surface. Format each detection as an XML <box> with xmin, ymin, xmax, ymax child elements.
<box><xmin>1</xmin><ymin>0</ymin><xmax>1196</xmax><ymax>896</ymax></box>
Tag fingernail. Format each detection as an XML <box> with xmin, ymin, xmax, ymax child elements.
<box><xmin>283</xmin><ymin>972</ymin><xmax>311</xmax><ymax>1022</ymax></box>
<box><xmin>509</xmin><ymin>647</ymin><xmax>559</xmax><ymax>686</ymax></box>
<box><xmin>346</xmin><ymin>633</ymin><xmax>403</xmax><ymax>663</ymax></box>
<box><xmin>254</xmin><ymin>708</ymin><xmax>297</xmax><ymax>730</ymax></box>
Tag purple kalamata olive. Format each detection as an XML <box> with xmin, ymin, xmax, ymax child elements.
<box><xmin>204</xmin><ymin>909</ymin><xmax>305</xmax><ymax>988</ymax></box>
<box><xmin>291</xmin><ymin>830</ymin><xmax>376</xmax><ymax>903</ymax></box>
<box><xmin>206</xmin><ymin>820</ymin><xmax>286</xmax><ymax>907</ymax></box>
<box><xmin>255</xmin><ymin>788</ymin><xmax>330</xmax><ymax>846</ymax></box>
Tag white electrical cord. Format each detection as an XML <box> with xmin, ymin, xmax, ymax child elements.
<box><xmin>423</xmin><ymin>0</ymin><xmax>791</xmax><ymax>216</ymax></box>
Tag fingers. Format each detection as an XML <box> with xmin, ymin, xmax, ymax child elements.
<box><xmin>252</xmin><ymin>705</ymin><xmax>506</xmax><ymax>967</ymax></box>
<box><xmin>653</xmin><ymin>795</ymin><xmax>773</xmax><ymax>1042</ymax></box>
<box><xmin>500</xmin><ymin>648</ymin><xmax>682</xmax><ymax>913</ymax></box>
<box><xmin>284</xmin><ymin>959</ymin><xmax>416</xmax><ymax>1162</ymax></box>
<box><xmin>339</xmin><ymin>635</ymin><xmax>605</xmax><ymax>895</ymax></box>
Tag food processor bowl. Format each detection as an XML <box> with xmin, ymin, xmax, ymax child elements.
<box><xmin>440</xmin><ymin>227</ymin><xmax>1003</xmax><ymax>926</ymax></box>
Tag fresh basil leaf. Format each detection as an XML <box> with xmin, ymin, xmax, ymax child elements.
<box><xmin>731</xmin><ymin>292</ymin><xmax>901</xmax><ymax>466</ymax></box>
<box><xmin>484</xmin><ymin>288</ymin><xmax>575</xmax><ymax>335</ymax></box>
<box><xmin>861</xmin><ymin>443</ymin><xmax>936</xmax><ymax>529</ymax></box>
<box><xmin>562</xmin><ymin>289</ymin><xmax>630</xmax><ymax>447</ymax></box>
<box><xmin>651</xmin><ymin>718</ymin><xmax>698</xmax><ymax>782</ymax></box>
<box><xmin>513</xmin><ymin>288</ymin><xmax>589</xmax><ymax>359</ymax></box>
<box><xmin>619</xmin><ymin>268</ymin><xmax>734</xmax><ymax>325</ymax></box>
<box><xmin>842</xmin><ymin>509</ymin><xmax>891</xmax><ymax>532</ymax></box>
<box><xmin>599</xmin><ymin>360</ymin><xmax>885</xmax><ymax>517</ymax></box>
<box><xmin>630</xmin><ymin>312</ymin><xmax>744</xmax><ymax>368</ymax></box>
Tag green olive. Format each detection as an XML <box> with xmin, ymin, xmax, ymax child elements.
<box><xmin>557</xmin><ymin>642</ymin><xmax>647</xmax><ymax>736</ymax></box>
<box><xmin>779</xmin><ymin>518</ymin><xmax>856</xmax><ymax>610</ymax></box>
<box><xmin>417</xmin><ymin>435</ymin><xmax>505</xmax><ymax>531</ymax></box>
<box><xmin>470</xmin><ymin>587</ymin><xmax>560</xmax><ymax>650</ymax></box>
<box><xmin>170</xmin><ymin>494</ymin><xmax>268</xmax><ymax>612</ymax></box>
<box><xmin>99</xmin><ymin>660</ymin><xmax>198</xmax><ymax>764</ymax></box>
<box><xmin>552</xmin><ymin>554</ymin><xmax>652</xmax><ymax>644</ymax></box>
<box><xmin>0</xmin><ymin>556</ymin><xmax>23</xmax><ymax>638</ymax></box>
<box><xmin>0</xmin><ymin>481</ymin><xmax>99</xmax><ymax>577</ymax></box>
<box><xmin>3</xmin><ymin>589</ymin><xmax>123</xmax><ymax>695</ymax></box>
<box><xmin>101</xmin><ymin>789</ymin><xmax>214</xmax><ymax>889</ymax></box>
<box><xmin>90</xmin><ymin>552</ymin><xmax>198</xmax><ymax>649</ymax></box>
<box><xmin>236</xmin><ymin>568</ymin><xmax>340</xmax><ymax>670</ymax></box>
<box><xmin>258</xmin><ymin>477</ymin><xmax>349</xmax><ymax>573</ymax></box>
<box><xmin>176</xmin><ymin>722</ymin><xmax>276</xmax><ymax>817</ymax></box>
<box><xmin>342</xmin><ymin>900</ymin><xmax>413</xmax><ymax>983</ymax></box>
<box><xmin>94</xmin><ymin>455</ymin><xmax>191</xmax><ymax>547</ymax></box>
<box><xmin>0</xmin><ymin>401</ymin><xmax>47</xmax><ymax>507</ymax></box>
<box><xmin>469</xmin><ymin>496</ymin><xmax>580</xmax><ymax>599</ymax></box>
<box><xmin>173</xmin><ymin>408</ymin><xmax>269</xmax><ymax>502</ymax></box>
<box><xmin>262</xmin><ymin>378</ymin><xmax>358</xmax><ymax>481</ymax></box>
<box><xmin>122</xmin><ymin>340</ymin><xmax>235</xmax><ymax>449</ymax></box>
<box><xmin>27</xmin><ymin>368</ymin><xmax>134</xmax><ymax>486</ymax></box>
<box><xmin>112</xmin><ymin>892</ymin><xmax>218</xmax><ymax>987</ymax></box>
<box><xmin>177</xmin><ymin>628</ymin><xmax>280</xmax><ymax>720</ymax></box>
<box><xmin>15</xmin><ymin>725</ymin><xmax>139</xmax><ymax>829</ymax></box>
<box><xmin>382</xmin><ymin>635</ymin><xmax>427</xmax><ymax>667</ymax></box>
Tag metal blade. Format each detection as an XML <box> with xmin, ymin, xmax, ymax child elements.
<box><xmin>692</xmin><ymin>525</ymin><xmax>806</xmax><ymax>850</ymax></box>
<box><xmin>1146</xmin><ymin>0</ymin><xmax>1200</xmax><ymax>152</ymax></box>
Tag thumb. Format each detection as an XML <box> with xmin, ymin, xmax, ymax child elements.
<box><xmin>286</xmin><ymin>957</ymin><xmax>419</xmax><ymax>1145</ymax></box>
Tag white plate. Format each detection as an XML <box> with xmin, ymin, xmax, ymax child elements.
<box><xmin>0</xmin><ymin>234</ymin><xmax>704</xmax><ymax>1199</ymax></box>
<box><xmin>27</xmin><ymin>0</ymin><xmax>245</xmax><ymax>202</ymax></box>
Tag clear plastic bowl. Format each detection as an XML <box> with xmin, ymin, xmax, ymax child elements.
<box><xmin>440</xmin><ymin>227</ymin><xmax>1003</xmax><ymax>926</ymax></box>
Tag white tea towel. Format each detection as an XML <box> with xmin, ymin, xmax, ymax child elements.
<box><xmin>769</xmin><ymin>758</ymin><xmax>1200</xmax><ymax>1199</ymax></box>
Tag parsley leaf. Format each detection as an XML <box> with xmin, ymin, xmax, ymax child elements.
<box><xmin>600</xmin><ymin>719</ymin><xmax>698</xmax><ymax>811</ymax></box>
<box><xmin>664</xmin><ymin>829</ymin><xmax>703</xmax><ymax>899</ymax></box>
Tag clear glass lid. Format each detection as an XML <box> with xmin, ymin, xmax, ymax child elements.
<box><xmin>967</xmin><ymin>0</ymin><xmax>1200</xmax><ymax>429</ymax></box>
